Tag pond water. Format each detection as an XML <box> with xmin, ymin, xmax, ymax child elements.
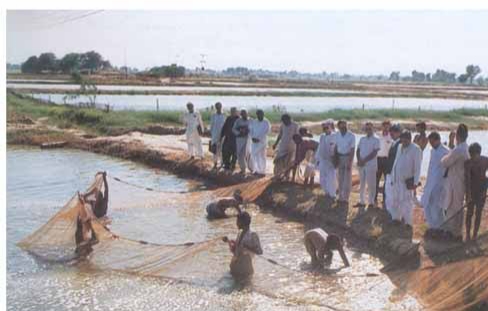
<box><xmin>26</xmin><ymin>92</ymin><xmax>488</xmax><ymax>113</ymax></box>
<box><xmin>7</xmin><ymin>147</ymin><xmax>421</xmax><ymax>310</ymax></box>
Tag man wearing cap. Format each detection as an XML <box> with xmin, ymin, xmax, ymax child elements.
<box><xmin>209</xmin><ymin>102</ymin><xmax>226</xmax><ymax>169</ymax></box>
<box><xmin>182</xmin><ymin>102</ymin><xmax>204</xmax><ymax>159</ymax></box>
<box><xmin>249</xmin><ymin>109</ymin><xmax>270</xmax><ymax>176</ymax></box>
<box><xmin>232</xmin><ymin>109</ymin><xmax>252</xmax><ymax>174</ymax></box>
<box><xmin>390</xmin><ymin>130</ymin><xmax>422</xmax><ymax>227</ymax></box>
<box><xmin>334</xmin><ymin>120</ymin><xmax>356</xmax><ymax>204</ymax></box>
<box><xmin>355</xmin><ymin>122</ymin><xmax>380</xmax><ymax>209</ymax></box>
<box><xmin>384</xmin><ymin>124</ymin><xmax>402</xmax><ymax>215</ymax></box>
<box><xmin>316</xmin><ymin>120</ymin><xmax>338</xmax><ymax>200</ymax></box>
<box><xmin>375</xmin><ymin>120</ymin><xmax>393</xmax><ymax>204</ymax></box>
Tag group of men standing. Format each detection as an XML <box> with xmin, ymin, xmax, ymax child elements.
<box><xmin>184</xmin><ymin>102</ymin><xmax>487</xmax><ymax>242</ymax></box>
<box><xmin>183</xmin><ymin>102</ymin><xmax>271</xmax><ymax>175</ymax></box>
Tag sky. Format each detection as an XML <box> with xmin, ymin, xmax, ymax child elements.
<box><xmin>6</xmin><ymin>10</ymin><xmax>488</xmax><ymax>76</ymax></box>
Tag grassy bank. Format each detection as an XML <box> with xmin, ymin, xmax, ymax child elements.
<box><xmin>7</xmin><ymin>92</ymin><xmax>488</xmax><ymax>137</ymax></box>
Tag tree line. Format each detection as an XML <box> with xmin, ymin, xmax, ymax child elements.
<box><xmin>21</xmin><ymin>51</ymin><xmax>112</xmax><ymax>74</ymax></box>
<box><xmin>389</xmin><ymin>65</ymin><xmax>483</xmax><ymax>85</ymax></box>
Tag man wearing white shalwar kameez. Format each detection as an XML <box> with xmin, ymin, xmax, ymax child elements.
<box><xmin>249</xmin><ymin>110</ymin><xmax>270</xmax><ymax>175</ymax></box>
<box><xmin>232</xmin><ymin>109</ymin><xmax>252</xmax><ymax>174</ymax></box>
<box><xmin>316</xmin><ymin>120</ymin><xmax>337</xmax><ymax>200</ymax></box>
<box><xmin>420</xmin><ymin>132</ymin><xmax>449</xmax><ymax>229</ymax></box>
<box><xmin>182</xmin><ymin>102</ymin><xmax>204</xmax><ymax>159</ymax></box>
<box><xmin>440</xmin><ymin>124</ymin><xmax>470</xmax><ymax>241</ymax></box>
<box><xmin>210</xmin><ymin>102</ymin><xmax>226</xmax><ymax>168</ymax></box>
<box><xmin>390</xmin><ymin>131</ymin><xmax>422</xmax><ymax>226</ymax></box>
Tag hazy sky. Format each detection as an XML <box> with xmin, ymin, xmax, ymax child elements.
<box><xmin>7</xmin><ymin>10</ymin><xmax>488</xmax><ymax>75</ymax></box>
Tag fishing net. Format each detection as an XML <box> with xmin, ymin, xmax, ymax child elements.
<box><xmin>17</xmin><ymin>173</ymin><xmax>488</xmax><ymax>310</ymax></box>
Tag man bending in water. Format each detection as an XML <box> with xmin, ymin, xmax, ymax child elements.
<box><xmin>304</xmin><ymin>228</ymin><xmax>350</xmax><ymax>269</ymax></box>
<box><xmin>84</xmin><ymin>172</ymin><xmax>109</xmax><ymax>219</ymax></box>
<box><xmin>206</xmin><ymin>190</ymin><xmax>244</xmax><ymax>219</ymax></box>
<box><xmin>223</xmin><ymin>211</ymin><xmax>263</xmax><ymax>280</ymax></box>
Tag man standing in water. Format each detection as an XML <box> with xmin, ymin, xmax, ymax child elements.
<box><xmin>316</xmin><ymin>120</ymin><xmax>337</xmax><ymax>200</ymax></box>
<box><xmin>232</xmin><ymin>109</ymin><xmax>252</xmax><ymax>175</ymax></box>
<box><xmin>421</xmin><ymin>132</ymin><xmax>449</xmax><ymax>234</ymax></box>
<box><xmin>209</xmin><ymin>102</ymin><xmax>226</xmax><ymax>169</ymax></box>
<box><xmin>249</xmin><ymin>109</ymin><xmax>270</xmax><ymax>176</ymax></box>
<box><xmin>335</xmin><ymin>120</ymin><xmax>356</xmax><ymax>204</ymax></box>
<box><xmin>224</xmin><ymin>211</ymin><xmax>263</xmax><ymax>281</ymax></box>
<box><xmin>304</xmin><ymin>228</ymin><xmax>350</xmax><ymax>268</ymax></box>
<box><xmin>75</xmin><ymin>194</ymin><xmax>98</xmax><ymax>257</ymax></box>
<box><xmin>441</xmin><ymin>124</ymin><xmax>469</xmax><ymax>242</ymax></box>
<box><xmin>182</xmin><ymin>102</ymin><xmax>204</xmax><ymax>159</ymax></box>
<box><xmin>273</xmin><ymin>114</ymin><xmax>299</xmax><ymax>179</ymax></box>
<box><xmin>221</xmin><ymin>107</ymin><xmax>240</xmax><ymax>172</ymax></box>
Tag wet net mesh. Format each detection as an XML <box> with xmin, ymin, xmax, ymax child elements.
<box><xmin>17</xmin><ymin>174</ymin><xmax>488</xmax><ymax>310</ymax></box>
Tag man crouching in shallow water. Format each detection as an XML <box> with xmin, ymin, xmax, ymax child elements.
<box><xmin>206</xmin><ymin>190</ymin><xmax>244</xmax><ymax>219</ymax></box>
<box><xmin>304</xmin><ymin>228</ymin><xmax>350</xmax><ymax>269</ymax></box>
<box><xmin>223</xmin><ymin>212</ymin><xmax>263</xmax><ymax>281</ymax></box>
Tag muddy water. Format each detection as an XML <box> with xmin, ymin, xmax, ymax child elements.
<box><xmin>7</xmin><ymin>147</ymin><xmax>422</xmax><ymax>310</ymax></box>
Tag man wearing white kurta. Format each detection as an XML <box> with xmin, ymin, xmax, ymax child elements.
<box><xmin>440</xmin><ymin>124</ymin><xmax>469</xmax><ymax>240</ymax></box>
<box><xmin>420</xmin><ymin>132</ymin><xmax>449</xmax><ymax>229</ymax></box>
<box><xmin>249</xmin><ymin>110</ymin><xmax>270</xmax><ymax>175</ymax></box>
<box><xmin>390</xmin><ymin>130</ymin><xmax>422</xmax><ymax>226</ymax></box>
<box><xmin>355</xmin><ymin>122</ymin><xmax>380</xmax><ymax>208</ymax></box>
<box><xmin>182</xmin><ymin>102</ymin><xmax>204</xmax><ymax>159</ymax></box>
<box><xmin>316</xmin><ymin>120</ymin><xmax>337</xmax><ymax>199</ymax></box>
<box><xmin>232</xmin><ymin>109</ymin><xmax>252</xmax><ymax>174</ymax></box>
<box><xmin>210</xmin><ymin>102</ymin><xmax>226</xmax><ymax>168</ymax></box>
<box><xmin>384</xmin><ymin>124</ymin><xmax>402</xmax><ymax>216</ymax></box>
<box><xmin>335</xmin><ymin>120</ymin><xmax>356</xmax><ymax>203</ymax></box>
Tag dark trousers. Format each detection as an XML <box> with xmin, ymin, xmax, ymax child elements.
<box><xmin>222</xmin><ymin>141</ymin><xmax>237</xmax><ymax>170</ymax></box>
<box><xmin>375</xmin><ymin>157</ymin><xmax>388</xmax><ymax>202</ymax></box>
<box><xmin>466</xmin><ymin>194</ymin><xmax>486</xmax><ymax>239</ymax></box>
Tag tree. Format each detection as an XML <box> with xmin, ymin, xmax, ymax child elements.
<box><xmin>465</xmin><ymin>65</ymin><xmax>481</xmax><ymax>84</ymax></box>
<box><xmin>458</xmin><ymin>74</ymin><xmax>469</xmax><ymax>83</ymax></box>
<box><xmin>432</xmin><ymin>69</ymin><xmax>457</xmax><ymax>83</ymax></box>
<box><xmin>37</xmin><ymin>52</ymin><xmax>58</xmax><ymax>72</ymax></box>
<box><xmin>21</xmin><ymin>56</ymin><xmax>39</xmax><ymax>73</ymax></box>
<box><xmin>411</xmin><ymin>70</ymin><xmax>426</xmax><ymax>82</ymax></box>
<box><xmin>80</xmin><ymin>51</ymin><xmax>103</xmax><ymax>73</ymax></box>
<box><xmin>59</xmin><ymin>53</ymin><xmax>81</xmax><ymax>74</ymax></box>
<box><xmin>389</xmin><ymin>71</ymin><xmax>400</xmax><ymax>81</ymax></box>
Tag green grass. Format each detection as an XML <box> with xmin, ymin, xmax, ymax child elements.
<box><xmin>7</xmin><ymin>92</ymin><xmax>488</xmax><ymax>136</ymax></box>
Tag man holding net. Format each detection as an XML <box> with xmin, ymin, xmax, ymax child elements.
<box><xmin>206</xmin><ymin>190</ymin><xmax>244</xmax><ymax>219</ymax></box>
<box><xmin>224</xmin><ymin>211</ymin><xmax>263</xmax><ymax>281</ymax></box>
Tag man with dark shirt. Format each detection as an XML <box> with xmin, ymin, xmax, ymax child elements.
<box><xmin>465</xmin><ymin>143</ymin><xmax>488</xmax><ymax>241</ymax></box>
<box><xmin>384</xmin><ymin>124</ymin><xmax>402</xmax><ymax>214</ymax></box>
<box><xmin>221</xmin><ymin>107</ymin><xmax>240</xmax><ymax>171</ymax></box>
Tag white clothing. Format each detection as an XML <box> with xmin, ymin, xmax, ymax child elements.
<box><xmin>358</xmin><ymin>135</ymin><xmax>380</xmax><ymax>169</ymax></box>
<box><xmin>303</xmin><ymin>150</ymin><xmax>316</xmax><ymax>178</ymax></box>
<box><xmin>210</xmin><ymin>113</ymin><xmax>226</xmax><ymax>144</ymax></box>
<box><xmin>359</xmin><ymin>166</ymin><xmax>377</xmax><ymax>205</ymax></box>
<box><xmin>378</xmin><ymin>132</ymin><xmax>393</xmax><ymax>158</ymax></box>
<box><xmin>182</xmin><ymin>111</ymin><xmax>204</xmax><ymax>158</ymax></box>
<box><xmin>385</xmin><ymin>174</ymin><xmax>401</xmax><ymax>220</ymax></box>
<box><xmin>421</xmin><ymin>144</ymin><xmax>449</xmax><ymax>228</ymax></box>
<box><xmin>316</xmin><ymin>133</ymin><xmax>337</xmax><ymax>198</ymax></box>
<box><xmin>210</xmin><ymin>113</ymin><xmax>226</xmax><ymax>165</ymax></box>
<box><xmin>441</xmin><ymin>142</ymin><xmax>469</xmax><ymax>236</ymax></box>
<box><xmin>232</xmin><ymin>118</ymin><xmax>252</xmax><ymax>172</ymax></box>
<box><xmin>335</xmin><ymin>131</ymin><xmax>356</xmax><ymax>155</ymax></box>
<box><xmin>390</xmin><ymin>143</ymin><xmax>422</xmax><ymax>224</ymax></box>
<box><xmin>250</xmin><ymin>118</ymin><xmax>271</xmax><ymax>174</ymax></box>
